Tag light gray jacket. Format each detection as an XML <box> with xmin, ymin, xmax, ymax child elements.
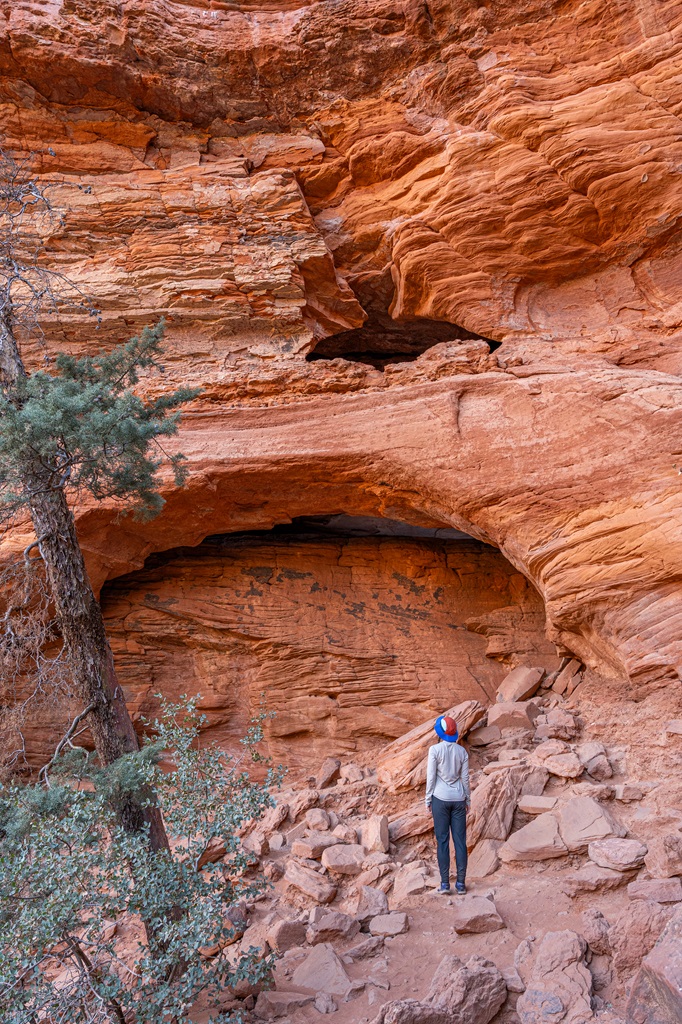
<box><xmin>425</xmin><ymin>741</ymin><xmax>470</xmax><ymax>807</ymax></box>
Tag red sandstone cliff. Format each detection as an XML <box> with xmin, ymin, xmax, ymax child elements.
<box><xmin>2</xmin><ymin>0</ymin><xmax>682</xmax><ymax>762</ymax></box>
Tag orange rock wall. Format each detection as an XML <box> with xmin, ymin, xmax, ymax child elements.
<box><xmin>101</xmin><ymin>534</ymin><xmax>556</xmax><ymax>770</ymax></box>
<box><xmin>2</xmin><ymin>0</ymin><xmax>682</xmax><ymax>747</ymax></box>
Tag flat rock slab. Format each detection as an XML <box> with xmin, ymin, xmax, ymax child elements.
<box><xmin>307</xmin><ymin>911</ymin><xmax>360</xmax><ymax>945</ymax></box>
<box><xmin>468</xmin><ymin>725</ymin><xmax>502</xmax><ymax>746</ymax></box>
<box><xmin>291</xmin><ymin>833</ymin><xmax>340</xmax><ymax>859</ymax></box>
<box><xmin>284</xmin><ymin>860</ymin><xmax>337</xmax><ymax>903</ymax></box>
<box><xmin>488</xmin><ymin>701</ymin><xmax>540</xmax><ymax>731</ymax></box>
<box><xmin>291</xmin><ymin>942</ymin><xmax>353</xmax><ymax>996</ymax></box>
<box><xmin>499</xmin><ymin>812</ymin><xmax>567</xmax><ymax>862</ymax></box>
<box><xmin>254</xmin><ymin>990</ymin><xmax>314</xmax><ymax>1020</ymax></box>
<box><xmin>628</xmin><ymin>878</ymin><xmax>682</xmax><ymax>904</ymax></box>
<box><xmin>496</xmin><ymin>666</ymin><xmax>544</xmax><ymax>703</ymax></box>
<box><xmin>321</xmin><ymin>843</ymin><xmax>366</xmax><ymax>875</ymax></box>
<box><xmin>588</xmin><ymin>837</ymin><xmax>648</xmax><ymax>872</ymax></box>
<box><xmin>369</xmin><ymin>912</ymin><xmax>409</xmax><ymax>936</ymax></box>
<box><xmin>517</xmin><ymin>795</ymin><xmax>557</xmax><ymax>814</ymax></box>
<box><xmin>558</xmin><ymin>796</ymin><xmax>626</xmax><ymax>852</ymax></box>
<box><xmin>562</xmin><ymin>863</ymin><xmax>634</xmax><ymax>897</ymax></box>
<box><xmin>467</xmin><ymin>839</ymin><xmax>502</xmax><ymax>879</ymax></box>
<box><xmin>355</xmin><ymin>885</ymin><xmax>389</xmax><ymax>924</ymax></box>
<box><xmin>451</xmin><ymin>896</ymin><xmax>505</xmax><ymax>934</ymax></box>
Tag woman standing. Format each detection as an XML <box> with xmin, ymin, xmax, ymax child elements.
<box><xmin>425</xmin><ymin>714</ymin><xmax>470</xmax><ymax>894</ymax></box>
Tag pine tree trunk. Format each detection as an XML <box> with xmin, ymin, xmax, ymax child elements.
<box><xmin>1</xmin><ymin>311</ymin><xmax>169</xmax><ymax>854</ymax></box>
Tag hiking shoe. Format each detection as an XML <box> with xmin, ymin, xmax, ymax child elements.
<box><xmin>438</xmin><ymin>882</ymin><xmax>451</xmax><ymax>894</ymax></box>
<box><xmin>455</xmin><ymin>882</ymin><xmax>467</xmax><ymax>895</ymax></box>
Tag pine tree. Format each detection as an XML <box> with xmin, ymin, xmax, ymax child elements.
<box><xmin>0</xmin><ymin>148</ymin><xmax>197</xmax><ymax>852</ymax></box>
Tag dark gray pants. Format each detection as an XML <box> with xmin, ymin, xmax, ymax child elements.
<box><xmin>431</xmin><ymin>795</ymin><xmax>467</xmax><ymax>885</ymax></box>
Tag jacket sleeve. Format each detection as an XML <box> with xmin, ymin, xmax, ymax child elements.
<box><xmin>425</xmin><ymin>746</ymin><xmax>437</xmax><ymax>807</ymax></box>
<box><xmin>461</xmin><ymin>747</ymin><xmax>471</xmax><ymax>807</ymax></box>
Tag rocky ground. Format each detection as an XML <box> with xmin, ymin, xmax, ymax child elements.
<box><xmin>196</xmin><ymin>663</ymin><xmax>682</xmax><ymax>1024</ymax></box>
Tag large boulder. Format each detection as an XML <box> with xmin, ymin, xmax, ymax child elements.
<box><xmin>284</xmin><ymin>860</ymin><xmax>337</xmax><ymax>903</ymax></box>
<box><xmin>467</xmin><ymin>763</ymin><xmax>548</xmax><ymax>849</ymax></box>
<box><xmin>467</xmin><ymin>839</ymin><xmax>502</xmax><ymax>879</ymax></box>
<box><xmin>499</xmin><ymin>812</ymin><xmax>567</xmax><ymax>862</ymax></box>
<box><xmin>558</xmin><ymin>796</ymin><xmax>626</xmax><ymax>852</ymax></box>
<box><xmin>355</xmin><ymin>885</ymin><xmax>389</xmax><ymax>925</ymax></box>
<box><xmin>450</xmin><ymin>895</ymin><xmax>505</xmax><ymax>934</ymax></box>
<box><xmin>496</xmin><ymin>666</ymin><xmax>544</xmax><ymax>703</ymax></box>
<box><xmin>588</xmin><ymin>838</ymin><xmax>648</xmax><ymax>872</ymax></box>
<box><xmin>291</xmin><ymin>943</ymin><xmax>353</xmax><ymax>997</ymax></box>
<box><xmin>321</xmin><ymin>843</ymin><xmax>366</xmax><ymax>875</ymax></box>
<box><xmin>487</xmin><ymin>701</ymin><xmax>541</xmax><ymax>731</ymax></box>
<box><xmin>361</xmin><ymin>815</ymin><xmax>390</xmax><ymax>853</ymax></box>
<box><xmin>369</xmin><ymin>954</ymin><xmax>506</xmax><ymax>1024</ymax></box>
<box><xmin>626</xmin><ymin>906</ymin><xmax>682</xmax><ymax>1024</ymax></box>
<box><xmin>517</xmin><ymin>930</ymin><xmax>594</xmax><ymax>1024</ymax></box>
<box><xmin>306</xmin><ymin>911</ymin><xmax>360</xmax><ymax>945</ymax></box>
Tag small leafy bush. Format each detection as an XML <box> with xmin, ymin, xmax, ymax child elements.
<box><xmin>0</xmin><ymin>697</ymin><xmax>283</xmax><ymax>1024</ymax></box>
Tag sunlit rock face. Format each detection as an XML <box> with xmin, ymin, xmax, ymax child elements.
<box><xmin>2</xmin><ymin>0</ymin><xmax>682</xmax><ymax>760</ymax></box>
<box><xmin>101</xmin><ymin>528</ymin><xmax>556</xmax><ymax>771</ymax></box>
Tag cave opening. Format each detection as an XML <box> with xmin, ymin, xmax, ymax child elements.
<box><xmin>100</xmin><ymin>514</ymin><xmax>558</xmax><ymax>771</ymax></box>
<box><xmin>306</xmin><ymin>315</ymin><xmax>502</xmax><ymax>369</ymax></box>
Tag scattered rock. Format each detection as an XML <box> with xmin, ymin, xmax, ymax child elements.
<box><xmin>534</xmin><ymin>708</ymin><xmax>579</xmax><ymax>742</ymax></box>
<box><xmin>562</xmin><ymin>863</ymin><xmax>635</xmax><ymax>897</ymax></box>
<box><xmin>488</xmin><ymin>701</ymin><xmax>541</xmax><ymax>731</ymax></box>
<box><xmin>254</xmin><ymin>991</ymin><xmax>314</xmax><ymax>1019</ymax></box>
<box><xmin>614</xmin><ymin>783</ymin><xmax>644</xmax><ymax>802</ymax></box>
<box><xmin>243</xmin><ymin>831</ymin><xmax>269</xmax><ymax>857</ymax></box>
<box><xmin>558</xmin><ymin>796</ymin><xmax>626</xmax><ymax>851</ymax></box>
<box><xmin>552</xmin><ymin>659</ymin><xmax>582</xmax><ymax>696</ymax></box>
<box><xmin>292</xmin><ymin>833</ymin><xmax>341</xmax><ymax>859</ymax></box>
<box><xmin>345</xmin><ymin>935</ymin><xmax>385</xmax><ymax>961</ymax></box>
<box><xmin>626</xmin><ymin>905</ymin><xmax>682</xmax><ymax>1024</ymax></box>
<box><xmin>388</xmin><ymin>803</ymin><xmax>433</xmax><ymax>842</ymax></box>
<box><xmin>502</xmin><ymin>965</ymin><xmax>526</xmax><ymax>993</ymax></box>
<box><xmin>467</xmin><ymin>839</ymin><xmax>501</xmax><ymax>878</ymax></box>
<box><xmin>314</xmin><ymin>992</ymin><xmax>338</xmax><ymax>1014</ymax></box>
<box><xmin>332</xmin><ymin>822</ymin><xmax>358</xmax><ymax>844</ymax></box>
<box><xmin>340</xmin><ymin>763</ymin><xmax>364</xmax><ymax>784</ymax></box>
<box><xmin>291</xmin><ymin>943</ymin><xmax>353</xmax><ymax>997</ymax></box>
<box><xmin>266</xmin><ymin>917</ymin><xmax>307</xmax><ymax>953</ymax></box>
<box><xmin>361</xmin><ymin>815</ymin><xmax>390</xmax><ymax>853</ymax></box>
<box><xmin>306</xmin><ymin>807</ymin><xmax>331</xmax><ymax>831</ymax></box>
<box><xmin>285</xmin><ymin>860</ymin><xmax>337</xmax><ymax>903</ymax></box>
<box><xmin>392</xmin><ymin>863</ymin><xmax>428</xmax><ymax>903</ymax></box>
<box><xmin>498</xmin><ymin>812</ymin><xmax>568</xmax><ymax>862</ymax></box>
<box><xmin>451</xmin><ymin>895</ymin><xmax>505</xmax><ymax>934</ymax></box>
<box><xmin>571</xmin><ymin>782</ymin><xmax>615</xmax><ymax>801</ymax></box>
<box><xmin>289</xmin><ymin>789</ymin><xmax>320</xmax><ymax>821</ymax></box>
<box><xmin>588</xmin><ymin>838</ymin><xmax>648</xmax><ymax>872</ymax></box>
<box><xmin>355</xmin><ymin>885</ymin><xmax>389</xmax><ymax>924</ymax></box>
<box><xmin>316</xmin><ymin>758</ymin><xmax>341</xmax><ymax>790</ymax></box>
<box><xmin>517</xmin><ymin>930</ymin><xmax>593</xmax><ymax>1024</ymax></box>
<box><xmin>628</xmin><ymin>878</ymin><xmax>682</xmax><ymax>904</ymax></box>
<box><xmin>468</xmin><ymin>725</ymin><xmax>502</xmax><ymax>746</ymax></box>
<box><xmin>531</xmin><ymin>739</ymin><xmax>583</xmax><ymax>778</ymax></box>
<box><xmin>369</xmin><ymin>912</ymin><xmax>409</xmax><ymax>937</ymax></box>
<box><xmin>577</xmin><ymin>740</ymin><xmax>613</xmax><ymax>781</ymax></box>
<box><xmin>581</xmin><ymin>908</ymin><xmax>611</xmax><ymax>955</ymax></box>
<box><xmin>643</xmin><ymin>833</ymin><xmax>682</xmax><ymax>879</ymax></box>
<box><xmin>517</xmin><ymin>794</ymin><xmax>558</xmax><ymax>814</ymax></box>
<box><xmin>307</xmin><ymin>911</ymin><xmax>360</xmax><ymax>945</ymax></box>
<box><xmin>321</xmin><ymin>844</ymin><xmax>366</xmax><ymax>875</ymax></box>
<box><xmin>264</xmin><ymin>861</ymin><xmax>284</xmax><ymax>882</ymax></box>
<box><xmin>496</xmin><ymin>666</ymin><xmax>544</xmax><ymax>703</ymax></box>
<box><xmin>261</xmin><ymin>802</ymin><xmax>290</xmax><ymax>835</ymax></box>
<box><xmin>611</xmin><ymin>900</ymin><xmax>674</xmax><ymax>980</ymax></box>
